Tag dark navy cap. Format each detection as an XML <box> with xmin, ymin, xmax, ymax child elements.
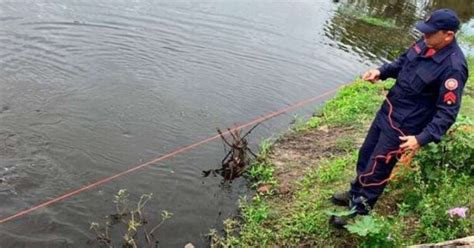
<box><xmin>415</xmin><ymin>9</ymin><xmax>460</xmax><ymax>33</ymax></box>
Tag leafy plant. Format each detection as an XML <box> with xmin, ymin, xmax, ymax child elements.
<box><xmin>346</xmin><ymin>215</ymin><xmax>382</xmax><ymax>236</ymax></box>
<box><xmin>258</xmin><ymin>139</ymin><xmax>273</xmax><ymax>160</ymax></box>
<box><xmin>346</xmin><ymin>215</ymin><xmax>396</xmax><ymax>247</ymax></box>
<box><xmin>89</xmin><ymin>189</ymin><xmax>172</xmax><ymax>248</ymax></box>
<box><xmin>240</xmin><ymin>195</ymin><xmax>270</xmax><ymax>224</ymax></box>
<box><xmin>245</xmin><ymin>162</ymin><xmax>276</xmax><ymax>188</ymax></box>
<box><xmin>307</xmin><ymin>116</ymin><xmax>322</xmax><ymax>128</ymax></box>
<box><xmin>412</xmin><ymin>170</ymin><xmax>472</xmax><ymax>243</ymax></box>
<box><xmin>209</xmin><ymin>219</ymin><xmax>240</xmax><ymax>248</ymax></box>
<box><xmin>415</xmin><ymin>116</ymin><xmax>474</xmax><ymax>179</ymax></box>
<box><xmin>324</xmin><ymin>207</ymin><xmax>356</xmax><ymax>218</ymax></box>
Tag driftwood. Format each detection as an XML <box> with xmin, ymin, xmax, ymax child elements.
<box><xmin>409</xmin><ymin>236</ymin><xmax>474</xmax><ymax>248</ymax></box>
<box><xmin>202</xmin><ymin>123</ymin><xmax>260</xmax><ymax>181</ymax></box>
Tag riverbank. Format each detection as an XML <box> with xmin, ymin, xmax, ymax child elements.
<box><xmin>210</xmin><ymin>57</ymin><xmax>474</xmax><ymax>247</ymax></box>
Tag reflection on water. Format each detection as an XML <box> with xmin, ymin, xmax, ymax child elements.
<box><xmin>325</xmin><ymin>0</ymin><xmax>474</xmax><ymax>62</ymax></box>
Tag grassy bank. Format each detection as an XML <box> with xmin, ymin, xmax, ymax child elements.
<box><xmin>355</xmin><ymin>15</ymin><xmax>397</xmax><ymax>28</ymax></box>
<box><xmin>210</xmin><ymin>57</ymin><xmax>474</xmax><ymax>247</ymax></box>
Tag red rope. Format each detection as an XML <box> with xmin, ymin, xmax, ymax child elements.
<box><xmin>0</xmin><ymin>85</ymin><xmax>343</xmax><ymax>225</ymax></box>
<box><xmin>358</xmin><ymin>96</ymin><xmax>415</xmax><ymax>187</ymax></box>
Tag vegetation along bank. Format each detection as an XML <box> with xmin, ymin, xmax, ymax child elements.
<box><xmin>210</xmin><ymin>56</ymin><xmax>474</xmax><ymax>247</ymax></box>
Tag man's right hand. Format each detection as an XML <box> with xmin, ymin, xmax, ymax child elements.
<box><xmin>362</xmin><ymin>69</ymin><xmax>381</xmax><ymax>83</ymax></box>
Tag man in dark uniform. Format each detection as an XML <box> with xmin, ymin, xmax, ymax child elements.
<box><xmin>330</xmin><ymin>9</ymin><xmax>468</xmax><ymax>227</ymax></box>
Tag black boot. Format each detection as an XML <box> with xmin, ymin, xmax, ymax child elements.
<box><xmin>329</xmin><ymin>213</ymin><xmax>356</xmax><ymax>228</ymax></box>
<box><xmin>331</xmin><ymin>191</ymin><xmax>352</xmax><ymax>207</ymax></box>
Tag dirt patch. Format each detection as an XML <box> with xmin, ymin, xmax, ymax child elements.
<box><xmin>375</xmin><ymin>188</ymin><xmax>404</xmax><ymax>216</ymax></box>
<box><xmin>269</xmin><ymin>125</ymin><xmax>366</xmax><ymax>194</ymax></box>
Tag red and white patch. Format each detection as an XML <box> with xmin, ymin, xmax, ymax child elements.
<box><xmin>413</xmin><ymin>43</ymin><xmax>421</xmax><ymax>54</ymax></box>
<box><xmin>443</xmin><ymin>91</ymin><xmax>457</xmax><ymax>105</ymax></box>
<box><xmin>444</xmin><ymin>78</ymin><xmax>459</xmax><ymax>91</ymax></box>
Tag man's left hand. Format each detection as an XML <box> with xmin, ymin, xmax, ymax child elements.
<box><xmin>399</xmin><ymin>136</ymin><xmax>420</xmax><ymax>151</ymax></box>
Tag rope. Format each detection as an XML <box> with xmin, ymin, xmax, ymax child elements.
<box><xmin>0</xmin><ymin>85</ymin><xmax>343</xmax><ymax>225</ymax></box>
<box><xmin>358</xmin><ymin>95</ymin><xmax>417</xmax><ymax>187</ymax></box>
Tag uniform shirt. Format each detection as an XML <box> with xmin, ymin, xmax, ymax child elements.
<box><xmin>378</xmin><ymin>38</ymin><xmax>468</xmax><ymax>146</ymax></box>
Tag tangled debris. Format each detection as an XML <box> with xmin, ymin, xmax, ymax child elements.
<box><xmin>202</xmin><ymin>124</ymin><xmax>260</xmax><ymax>181</ymax></box>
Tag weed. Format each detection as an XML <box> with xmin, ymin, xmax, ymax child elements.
<box><xmin>245</xmin><ymin>161</ymin><xmax>276</xmax><ymax>189</ymax></box>
<box><xmin>89</xmin><ymin>189</ymin><xmax>172</xmax><ymax>248</ymax></box>
<box><xmin>307</xmin><ymin>116</ymin><xmax>322</xmax><ymax>129</ymax></box>
<box><xmin>317</xmin><ymin>156</ymin><xmax>354</xmax><ymax>183</ymax></box>
<box><xmin>335</xmin><ymin>136</ymin><xmax>356</xmax><ymax>153</ymax></box>
<box><xmin>415</xmin><ymin>169</ymin><xmax>472</xmax><ymax>242</ymax></box>
<box><xmin>291</xmin><ymin>114</ymin><xmax>310</xmax><ymax>132</ymax></box>
<box><xmin>209</xmin><ymin>219</ymin><xmax>240</xmax><ymax>248</ymax></box>
<box><xmin>346</xmin><ymin>215</ymin><xmax>397</xmax><ymax>247</ymax></box>
<box><xmin>415</xmin><ymin>116</ymin><xmax>474</xmax><ymax>177</ymax></box>
<box><xmin>241</xmin><ymin>195</ymin><xmax>270</xmax><ymax>224</ymax></box>
<box><xmin>258</xmin><ymin>139</ymin><xmax>273</xmax><ymax>160</ymax></box>
<box><xmin>306</xmin><ymin>80</ymin><xmax>390</xmax><ymax>128</ymax></box>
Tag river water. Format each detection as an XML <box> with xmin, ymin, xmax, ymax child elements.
<box><xmin>0</xmin><ymin>0</ymin><xmax>473</xmax><ymax>247</ymax></box>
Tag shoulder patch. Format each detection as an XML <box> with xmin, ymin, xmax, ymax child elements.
<box><xmin>445</xmin><ymin>78</ymin><xmax>458</xmax><ymax>90</ymax></box>
<box><xmin>413</xmin><ymin>43</ymin><xmax>421</xmax><ymax>54</ymax></box>
<box><xmin>443</xmin><ymin>92</ymin><xmax>457</xmax><ymax>105</ymax></box>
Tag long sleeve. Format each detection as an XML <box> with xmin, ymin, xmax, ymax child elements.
<box><xmin>378</xmin><ymin>50</ymin><xmax>409</xmax><ymax>80</ymax></box>
<box><xmin>415</xmin><ymin>69</ymin><xmax>468</xmax><ymax>146</ymax></box>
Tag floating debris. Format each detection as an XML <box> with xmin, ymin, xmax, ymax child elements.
<box><xmin>202</xmin><ymin>123</ymin><xmax>260</xmax><ymax>182</ymax></box>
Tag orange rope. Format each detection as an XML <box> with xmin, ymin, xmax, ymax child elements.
<box><xmin>358</xmin><ymin>95</ymin><xmax>417</xmax><ymax>187</ymax></box>
<box><xmin>0</xmin><ymin>85</ymin><xmax>344</xmax><ymax>225</ymax></box>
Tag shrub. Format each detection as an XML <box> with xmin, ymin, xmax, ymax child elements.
<box><xmin>415</xmin><ymin>115</ymin><xmax>474</xmax><ymax>179</ymax></box>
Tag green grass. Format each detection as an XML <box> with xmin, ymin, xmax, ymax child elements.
<box><xmin>355</xmin><ymin>15</ymin><xmax>397</xmax><ymax>28</ymax></box>
<box><xmin>307</xmin><ymin>79</ymin><xmax>392</xmax><ymax>128</ymax></box>
<box><xmin>462</xmin><ymin>57</ymin><xmax>474</xmax><ymax>118</ymax></box>
<box><xmin>257</xmin><ymin>139</ymin><xmax>273</xmax><ymax>160</ymax></box>
<box><xmin>230</xmin><ymin>154</ymin><xmax>358</xmax><ymax>247</ymax></box>
<box><xmin>211</xmin><ymin>58</ymin><xmax>474</xmax><ymax>247</ymax></box>
<box><xmin>459</xmin><ymin>33</ymin><xmax>474</xmax><ymax>47</ymax></box>
<box><xmin>245</xmin><ymin>162</ymin><xmax>276</xmax><ymax>189</ymax></box>
<box><xmin>315</xmin><ymin>155</ymin><xmax>355</xmax><ymax>184</ymax></box>
<box><xmin>461</xmin><ymin>96</ymin><xmax>474</xmax><ymax>117</ymax></box>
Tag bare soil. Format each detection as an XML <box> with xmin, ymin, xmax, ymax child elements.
<box><xmin>268</xmin><ymin>125</ymin><xmax>366</xmax><ymax>194</ymax></box>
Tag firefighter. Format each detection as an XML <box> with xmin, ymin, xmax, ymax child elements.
<box><xmin>330</xmin><ymin>8</ymin><xmax>468</xmax><ymax>227</ymax></box>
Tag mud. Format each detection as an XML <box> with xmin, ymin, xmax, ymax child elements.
<box><xmin>269</xmin><ymin>125</ymin><xmax>366</xmax><ymax>194</ymax></box>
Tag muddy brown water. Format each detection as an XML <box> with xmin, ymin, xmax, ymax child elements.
<box><xmin>0</xmin><ymin>0</ymin><xmax>473</xmax><ymax>247</ymax></box>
